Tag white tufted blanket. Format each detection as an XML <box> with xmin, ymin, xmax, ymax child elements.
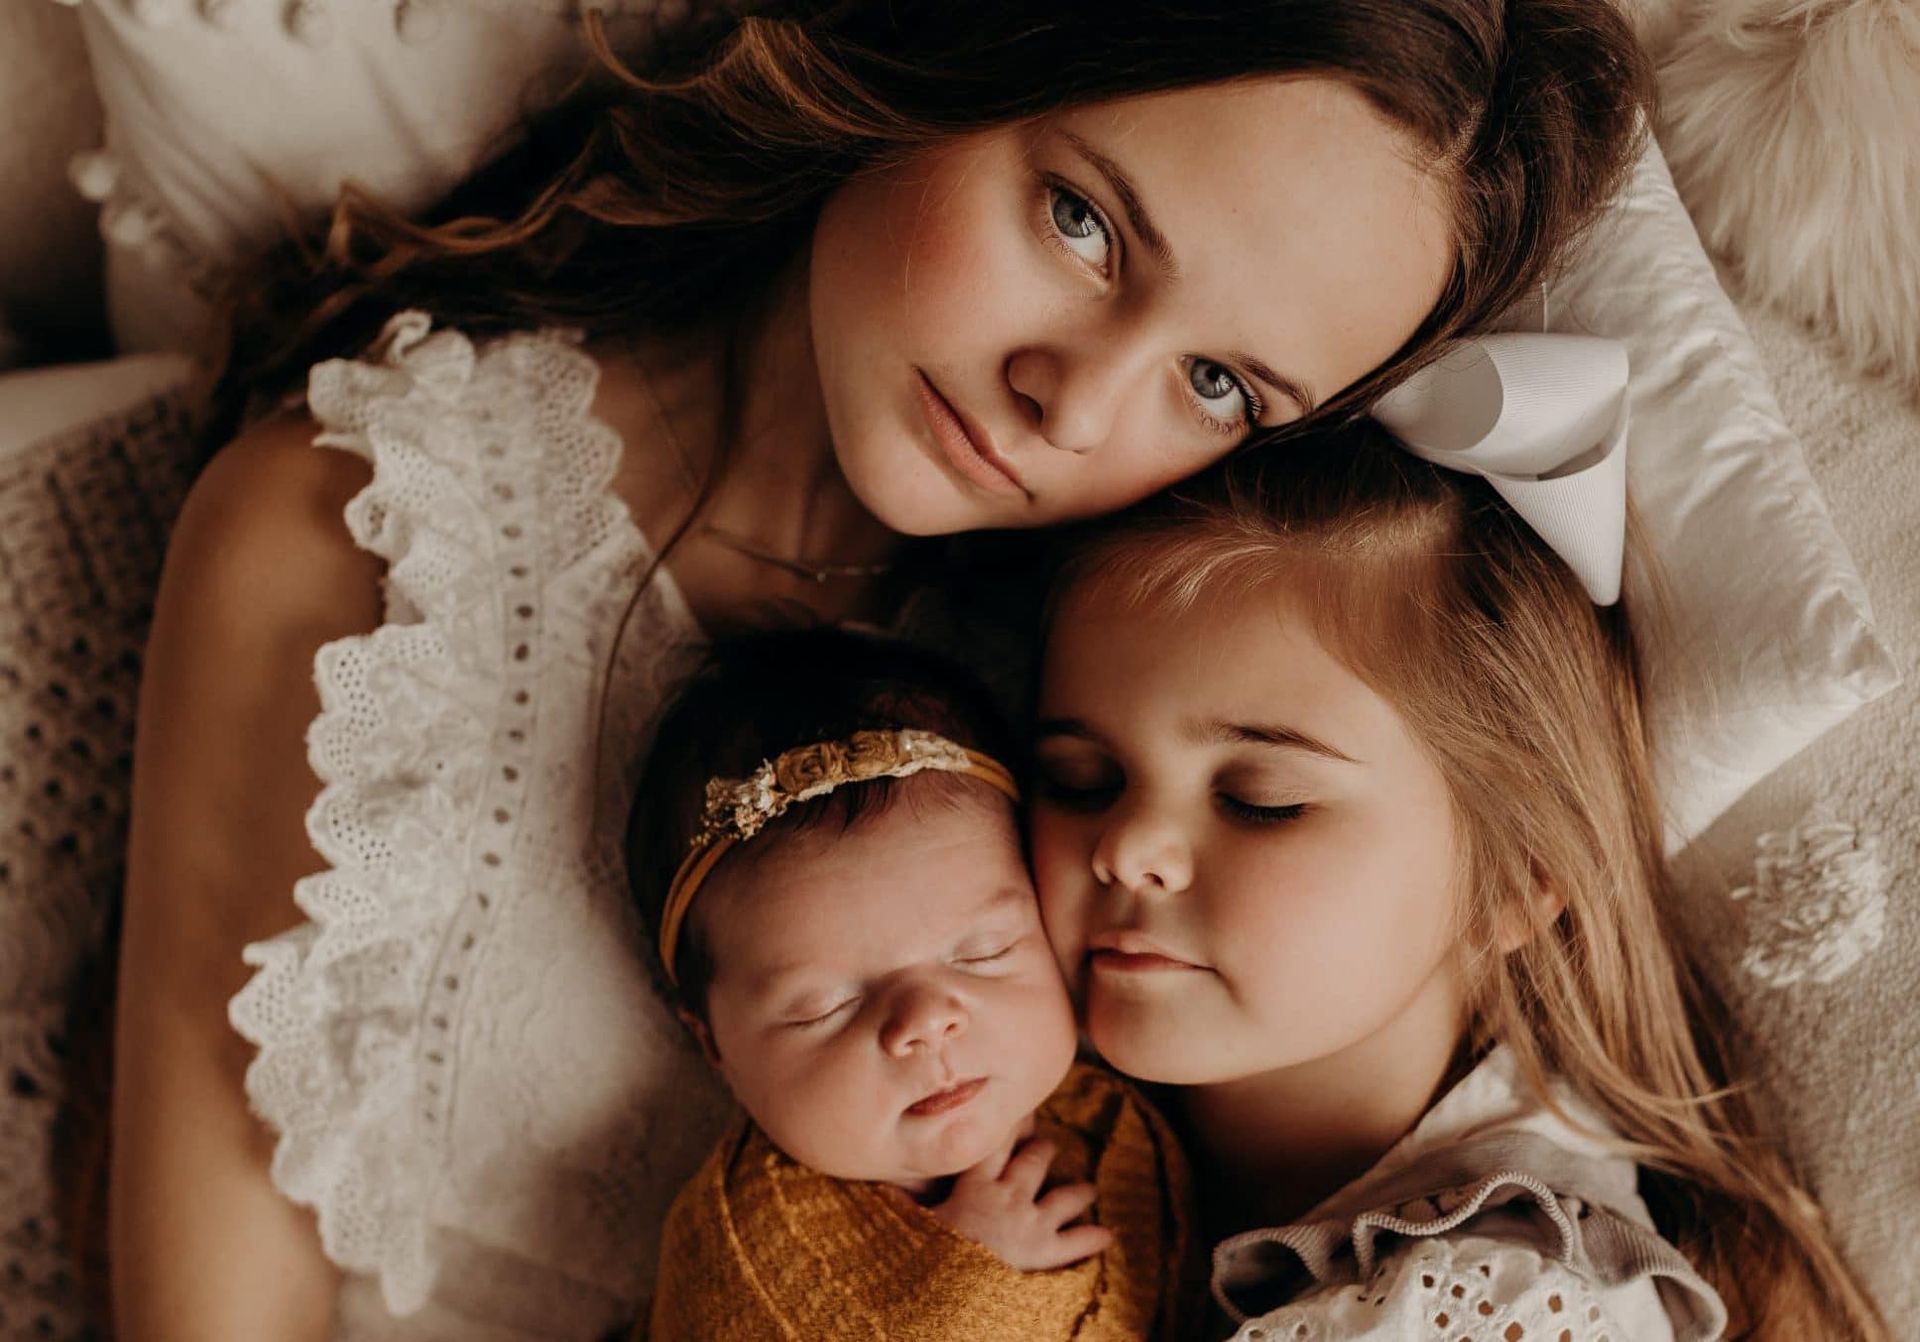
<box><xmin>1670</xmin><ymin>294</ymin><xmax>1920</xmax><ymax>1327</ymax></box>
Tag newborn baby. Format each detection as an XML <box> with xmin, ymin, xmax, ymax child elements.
<box><xmin>627</xmin><ymin>628</ymin><xmax>1193</xmax><ymax>1342</ymax></box>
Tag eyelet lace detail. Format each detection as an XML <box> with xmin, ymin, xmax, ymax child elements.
<box><xmin>228</xmin><ymin>313</ymin><xmax>732</xmax><ymax>1322</ymax></box>
<box><xmin>1233</xmin><ymin>1238</ymin><xmax>1623</xmax><ymax>1342</ymax></box>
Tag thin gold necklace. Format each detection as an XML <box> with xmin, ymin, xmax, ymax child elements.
<box><xmin>634</xmin><ymin>358</ymin><xmax>895</xmax><ymax>585</ymax></box>
<box><xmin>695</xmin><ymin>522</ymin><xmax>895</xmax><ymax>584</ymax></box>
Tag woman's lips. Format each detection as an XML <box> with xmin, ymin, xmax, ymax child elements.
<box><xmin>905</xmin><ymin>1076</ymin><xmax>988</xmax><ymax>1118</ymax></box>
<box><xmin>916</xmin><ymin>373</ymin><xmax>1027</xmax><ymax>498</ymax></box>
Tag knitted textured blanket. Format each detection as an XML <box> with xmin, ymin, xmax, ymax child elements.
<box><xmin>646</xmin><ymin>1063</ymin><xmax>1197</xmax><ymax>1342</ymax></box>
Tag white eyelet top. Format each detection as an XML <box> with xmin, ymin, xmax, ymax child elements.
<box><xmin>228</xmin><ymin>313</ymin><xmax>737</xmax><ymax>1338</ymax></box>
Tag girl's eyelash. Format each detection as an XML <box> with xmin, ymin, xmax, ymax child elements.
<box><xmin>1218</xmin><ymin>796</ymin><xmax>1307</xmax><ymax>825</ymax></box>
<box><xmin>1031</xmin><ymin>770</ymin><xmax>1120</xmax><ymax>810</ymax></box>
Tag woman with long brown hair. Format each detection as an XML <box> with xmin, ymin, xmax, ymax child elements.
<box><xmin>110</xmin><ymin>2</ymin><xmax>1651</xmax><ymax>1337</ymax></box>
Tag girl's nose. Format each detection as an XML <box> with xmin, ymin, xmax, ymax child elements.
<box><xmin>1090</xmin><ymin>797</ymin><xmax>1194</xmax><ymax>898</ymax></box>
<box><xmin>878</xmin><ymin>983</ymin><xmax>968</xmax><ymax>1057</ymax></box>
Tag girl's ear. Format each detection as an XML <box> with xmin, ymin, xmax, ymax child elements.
<box><xmin>677</xmin><ymin>1006</ymin><xmax>725</xmax><ymax>1069</ymax></box>
<box><xmin>1496</xmin><ymin>864</ymin><xmax>1567</xmax><ymax>954</ymax></box>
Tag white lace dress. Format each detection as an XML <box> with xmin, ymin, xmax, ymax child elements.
<box><xmin>227</xmin><ymin>313</ymin><xmax>737</xmax><ymax>1339</ymax></box>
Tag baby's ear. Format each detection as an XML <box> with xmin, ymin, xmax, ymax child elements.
<box><xmin>677</xmin><ymin>1006</ymin><xmax>724</xmax><ymax>1068</ymax></box>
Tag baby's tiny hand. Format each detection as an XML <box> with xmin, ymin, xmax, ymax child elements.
<box><xmin>929</xmin><ymin>1129</ymin><xmax>1114</xmax><ymax>1272</ymax></box>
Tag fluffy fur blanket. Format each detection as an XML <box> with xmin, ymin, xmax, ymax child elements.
<box><xmin>1630</xmin><ymin>0</ymin><xmax>1920</xmax><ymax>396</ymax></box>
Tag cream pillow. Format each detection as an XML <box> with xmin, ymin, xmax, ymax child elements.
<box><xmin>1545</xmin><ymin>140</ymin><xmax>1898</xmax><ymax>842</ymax></box>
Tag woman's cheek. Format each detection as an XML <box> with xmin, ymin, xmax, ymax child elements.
<box><xmin>893</xmin><ymin>149</ymin><xmax>1045</xmax><ymax>341</ymax></box>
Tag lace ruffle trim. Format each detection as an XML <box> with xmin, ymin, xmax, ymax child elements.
<box><xmin>1230</xmin><ymin>1238</ymin><xmax>1622</xmax><ymax>1342</ymax></box>
<box><xmin>226</xmin><ymin>312</ymin><xmax>633</xmax><ymax>1315</ymax></box>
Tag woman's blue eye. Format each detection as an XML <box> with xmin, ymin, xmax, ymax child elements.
<box><xmin>1048</xmin><ymin>185</ymin><xmax>1112</xmax><ymax>266</ymax></box>
<box><xmin>1188</xmin><ymin>359</ymin><xmax>1259</xmax><ymax>429</ymax></box>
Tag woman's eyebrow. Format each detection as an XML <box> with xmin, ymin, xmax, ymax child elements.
<box><xmin>1232</xmin><ymin>352</ymin><xmax>1317</xmax><ymax>416</ymax></box>
<box><xmin>1060</xmin><ymin>130</ymin><xmax>1316</xmax><ymax>417</ymax></box>
<box><xmin>1061</xmin><ymin>130</ymin><xmax>1179</xmax><ymax>276</ymax></box>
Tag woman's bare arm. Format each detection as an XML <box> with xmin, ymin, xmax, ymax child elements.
<box><xmin>111</xmin><ymin>418</ymin><xmax>383</xmax><ymax>1338</ymax></box>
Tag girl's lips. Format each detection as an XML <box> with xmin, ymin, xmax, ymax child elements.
<box><xmin>916</xmin><ymin>373</ymin><xmax>1027</xmax><ymax>498</ymax></box>
<box><xmin>1089</xmin><ymin>948</ymin><xmax>1206</xmax><ymax>974</ymax></box>
<box><xmin>905</xmin><ymin>1076</ymin><xmax>988</xmax><ymax>1118</ymax></box>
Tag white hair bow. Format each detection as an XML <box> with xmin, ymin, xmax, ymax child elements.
<box><xmin>1371</xmin><ymin>332</ymin><xmax>1630</xmax><ymax>605</ymax></box>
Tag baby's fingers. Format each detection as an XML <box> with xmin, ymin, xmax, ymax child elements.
<box><xmin>1037</xmin><ymin>1180</ymin><xmax>1099</xmax><ymax>1228</ymax></box>
<box><xmin>1001</xmin><ymin>1138</ymin><xmax>1057</xmax><ymax>1197</ymax></box>
<box><xmin>1029</xmin><ymin>1222</ymin><xmax>1115</xmax><ymax>1271</ymax></box>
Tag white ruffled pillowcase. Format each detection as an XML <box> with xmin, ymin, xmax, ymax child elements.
<box><xmin>63</xmin><ymin>0</ymin><xmax>1896</xmax><ymax>843</ymax></box>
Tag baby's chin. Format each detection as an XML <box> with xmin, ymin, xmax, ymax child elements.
<box><xmin>884</xmin><ymin>1085</ymin><xmax>1051</xmax><ymax>1185</ymax></box>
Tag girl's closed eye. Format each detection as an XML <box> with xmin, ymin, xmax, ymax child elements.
<box><xmin>1216</xmin><ymin>795</ymin><xmax>1308</xmax><ymax>825</ymax></box>
<box><xmin>1031</xmin><ymin>748</ymin><xmax>1121</xmax><ymax>810</ymax></box>
<box><xmin>1033</xmin><ymin>777</ymin><xmax>1119</xmax><ymax>813</ymax></box>
<box><xmin>1214</xmin><ymin>767</ymin><xmax>1311</xmax><ymax>825</ymax></box>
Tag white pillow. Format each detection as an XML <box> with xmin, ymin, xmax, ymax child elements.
<box><xmin>69</xmin><ymin>0</ymin><xmax>663</xmax><ymax>352</ymax></box>
<box><xmin>1548</xmin><ymin>140</ymin><xmax>1897</xmax><ymax>843</ymax></box>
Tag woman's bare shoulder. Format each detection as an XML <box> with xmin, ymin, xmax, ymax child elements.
<box><xmin>163</xmin><ymin>413</ymin><xmax>384</xmax><ymax>637</ymax></box>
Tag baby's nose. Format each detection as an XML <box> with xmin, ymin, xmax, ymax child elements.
<box><xmin>879</xmin><ymin>985</ymin><xmax>968</xmax><ymax>1056</ymax></box>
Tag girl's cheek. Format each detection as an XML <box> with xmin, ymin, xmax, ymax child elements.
<box><xmin>1029</xmin><ymin>830</ymin><xmax>1085</xmax><ymax>932</ymax></box>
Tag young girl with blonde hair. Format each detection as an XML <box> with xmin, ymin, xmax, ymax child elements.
<box><xmin>1030</xmin><ymin>426</ymin><xmax>1888</xmax><ymax>1339</ymax></box>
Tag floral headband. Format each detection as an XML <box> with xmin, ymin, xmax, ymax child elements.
<box><xmin>656</xmin><ymin>729</ymin><xmax>1020</xmax><ymax>985</ymax></box>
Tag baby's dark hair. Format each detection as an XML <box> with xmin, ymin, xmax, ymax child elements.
<box><xmin>626</xmin><ymin>626</ymin><xmax>1018</xmax><ymax>1015</ymax></box>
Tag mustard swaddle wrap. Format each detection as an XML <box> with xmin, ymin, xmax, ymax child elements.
<box><xmin>646</xmin><ymin>1063</ymin><xmax>1197</xmax><ymax>1340</ymax></box>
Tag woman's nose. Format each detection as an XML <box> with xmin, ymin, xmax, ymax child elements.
<box><xmin>878</xmin><ymin>983</ymin><xmax>968</xmax><ymax>1057</ymax></box>
<box><xmin>1006</xmin><ymin>332</ymin><xmax>1153</xmax><ymax>455</ymax></box>
<box><xmin>1090</xmin><ymin>796</ymin><xmax>1194</xmax><ymax>898</ymax></box>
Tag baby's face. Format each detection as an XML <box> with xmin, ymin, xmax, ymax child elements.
<box><xmin>693</xmin><ymin>784</ymin><xmax>1078</xmax><ymax>1188</ymax></box>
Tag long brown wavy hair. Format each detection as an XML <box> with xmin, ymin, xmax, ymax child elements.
<box><xmin>1055</xmin><ymin>431</ymin><xmax>1889</xmax><ymax>1340</ymax></box>
<box><xmin>214</xmin><ymin>0</ymin><xmax>1653</xmax><ymax>450</ymax></box>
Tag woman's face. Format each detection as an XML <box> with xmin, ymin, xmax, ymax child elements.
<box><xmin>1026</xmin><ymin>582</ymin><xmax>1466</xmax><ymax>1087</ymax></box>
<box><xmin>809</xmin><ymin>77</ymin><xmax>1454</xmax><ymax>535</ymax></box>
